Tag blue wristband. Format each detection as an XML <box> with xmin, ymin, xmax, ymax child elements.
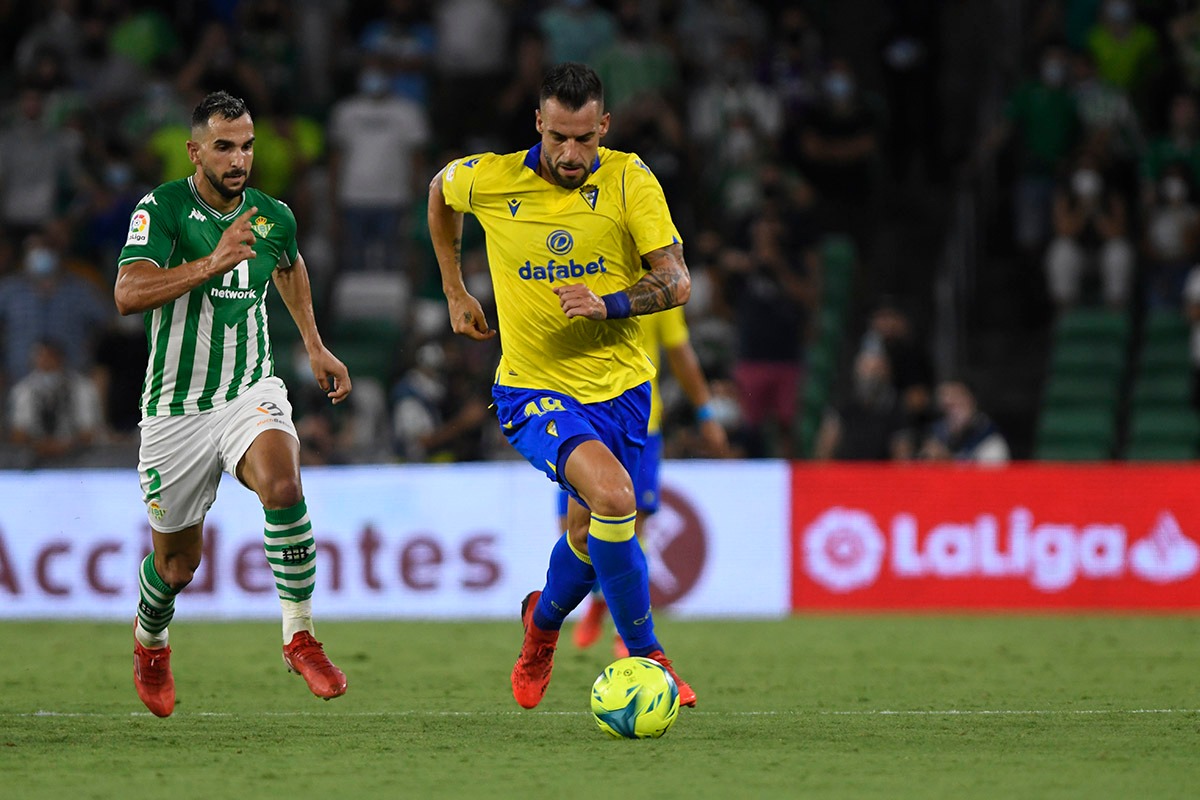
<box><xmin>601</xmin><ymin>291</ymin><xmax>632</xmax><ymax>319</ymax></box>
<box><xmin>695</xmin><ymin>403</ymin><xmax>715</xmax><ymax>423</ymax></box>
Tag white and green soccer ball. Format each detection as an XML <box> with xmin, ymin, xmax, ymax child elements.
<box><xmin>590</xmin><ymin>656</ymin><xmax>681</xmax><ymax>739</ymax></box>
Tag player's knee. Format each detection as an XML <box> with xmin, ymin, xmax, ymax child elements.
<box><xmin>583</xmin><ymin>477</ymin><xmax>635</xmax><ymax>518</ymax></box>
<box><xmin>260</xmin><ymin>477</ymin><xmax>303</xmax><ymax>510</ymax></box>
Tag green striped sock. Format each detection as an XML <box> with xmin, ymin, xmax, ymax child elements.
<box><xmin>136</xmin><ymin>554</ymin><xmax>177</xmax><ymax>643</ymax></box>
<box><xmin>264</xmin><ymin>499</ymin><xmax>316</xmax><ymax>603</ymax></box>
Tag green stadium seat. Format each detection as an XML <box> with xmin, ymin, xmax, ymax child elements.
<box><xmin>1049</xmin><ymin>340</ymin><xmax>1125</xmax><ymax>378</ymax></box>
<box><xmin>1128</xmin><ymin>407</ymin><xmax>1200</xmax><ymax>445</ymax></box>
<box><xmin>1125</xmin><ymin>439</ymin><xmax>1197</xmax><ymax>461</ymax></box>
<box><xmin>802</xmin><ymin>371</ymin><xmax>831</xmax><ymax>417</ymax></box>
<box><xmin>1054</xmin><ymin>308</ymin><xmax>1130</xmax><ymax>345</ymax></box>
<box><xmin>1131</xmin><ymin>372</ymin><xmax>1192</xmax><ymax>408</ymax></box>
<box><xmin>1036</xmin><ymin>439</ymin><xmax>1112</xmax><ymax>461</ymax></box>
<box><xmin>1037</xmin><ymin>406</ymin><xmax>1115</xmax><ymax>451</ymax></box>
<box><xmin>1143</xmin><ymin>309</ymin><xmax>1189</xmax><ymax>347</ymax></box>
<box><xmin>1137</xmin><ymin>339</ymin><xmax>1190</xmax><ymax>378</ymax></box>
<box><xmin>807</xmin><ymin>342</ymin><xmax>837</xmax><ymax>386</ymax></box>
<box><xmin>1042</xmin><ymin>373</ymin><xmax>1121</xmax><ymax>410</ymax></box>
<box><xmin>334</xmin><ymin>341</ymin><xmax>397</xmax><ymax>387</ymax></box>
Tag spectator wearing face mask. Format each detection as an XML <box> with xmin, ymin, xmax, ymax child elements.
<box><xmin>799</xmin><ymin>56</ymin><xmax>883</xmax><ymax>238</ymax></box>
<box><xmin>1085</xmin><ymin>0</ymin><xmax>1163</xmax><ymax>116</ymax></box>
<box><xmin>1141</xmin><ymin>92</ymin><xmax>1200</xmax><ymax>201</ymax></box>
<box><xmin>919</xmin><ymin>380</ymin><xmax>1009</xmax><ymax>464</ymax></box>
<box><xmin>1044</xmin><ymin>150</ymin><xmax>1135</xmax><ymax>310</ymax></box>
<box><xmin>1143</xmin><ymin>161</ymin><xmax>1200</xmax><ymax>309</ymax></box>
<box><xmin>0</xmin><ymin>230</ymin><xmax>111</xmax><ymax>384</ymax></box>
<box><xmin>813</xmin><ymin>349</ymin><xmax>912</xmax><ymax>462</ymax></box>
<box><xmin>7</xmin><ymin>338</ymin><xmax>101</xmax><ymax>467</ymax></box>
<box><xmin>976</xmin><ymin>43</ymin><xmax>1082</xmax><ymax>256</ymax></box>
<box><xmin>328</xmin><ymin>58</ymin><xmax>431</xmax><ymax>273</ymax></box>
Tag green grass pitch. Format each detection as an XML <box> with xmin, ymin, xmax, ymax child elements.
<box><xmin>2</xmin><ymin>616</ymin><xmax>1197</xmax><ymax>799</ymax></box>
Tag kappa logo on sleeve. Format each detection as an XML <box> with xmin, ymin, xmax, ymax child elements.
<box><xmin>126</xmin><ymin>210</ymin><xmax>150</xmax><ymax>245</ymax></box>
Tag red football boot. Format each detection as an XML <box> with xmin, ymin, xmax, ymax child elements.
<box><xmin>133</xmin><ymin>632</ymin><xmax>175</xmax><ymax>718</ymax></box>
<box><xmin>646</xmin><ymin>650</ymin><xmax>696</xmax><ymax>707</ymax></box>
<box><xmin>572</xmin><ymin>596</ymin><xmax>608</xmax><ymax>649</ymax></box>
<box><xmin>511</xmin><ymin>591</ymin><xmax>559</xmax><ymax>709</ymax></box>
<box><xmin>283</xmin><ymin>631</ymin><xmax>348</xmax><ymax>700</ymax></box>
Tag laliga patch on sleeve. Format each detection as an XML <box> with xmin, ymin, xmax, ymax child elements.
<box><xmin>126</xmin><ymin>209</ymin><xmax>151</xmax><ymax>245</ymax></box>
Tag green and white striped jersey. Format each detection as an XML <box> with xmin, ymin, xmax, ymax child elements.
<box><xmin>117</xmin><ymin>176</ymin><xmax>299</xmax><ymax>417</ymax></box>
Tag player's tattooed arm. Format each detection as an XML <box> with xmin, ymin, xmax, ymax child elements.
<box><xmin>628</xmin><ymin>243</ymin><xmax>691</xmax><ymax>315</ymax></box>
<box><xmin>554</xmin><ymin>243</ymin><xmax>691</xmax><ymax>320</ymax></box>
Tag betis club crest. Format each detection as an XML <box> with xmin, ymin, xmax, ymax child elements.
<box><xmin>252</xmin><ymin>216</ymin><xmax>274</xmax><ymax>237</ymax></box>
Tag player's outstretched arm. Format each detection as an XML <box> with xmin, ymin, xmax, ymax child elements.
<box><xmin>274</xmin><ymin>253</ymin><xmax>351</xmax><ymax>404</ymax></box>
<box><xmin>554</xmin><ymin>242</ymin><xmax>691</xmax><ymax>320</ymax></box>
<box><xmin>428</xmin><ymin>170</ymin><xmax>495</xmax><ymax>341</ymax></box>
<box><xmin>114</xmin><ymin>206</ymin><xmax>260</xmax><ymax>315</ymax></box>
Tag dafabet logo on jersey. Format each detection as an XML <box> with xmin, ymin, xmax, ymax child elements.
<box><xmin>126</xmin><ymin>210</ymin><xmax>150</xmax><ymax>245</ymax></box>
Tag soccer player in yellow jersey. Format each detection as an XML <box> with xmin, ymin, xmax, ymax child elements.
<box><xmin>428</xmin><ymin>62</ymin><xmax>697</xmax><ymax>709</ymax></box>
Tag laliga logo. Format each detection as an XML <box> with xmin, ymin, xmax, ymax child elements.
<box><xmin>803</xmin><ymin>507</ymin><xmax>886</xmax><ymax>593</ymax></box>
<box><xmin>803</xmin><ymin>507</ymin><xmax>1200</xmax><ymax>593</ymax></box>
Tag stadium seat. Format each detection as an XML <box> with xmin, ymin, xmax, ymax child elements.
<box><xmin>1131</xmin><ymin>372</ymin><xmax>1192</xmax><ymax>408</ymax></box>
<box><xmin>1042</xmin><ymin>373</ymin><xmax>1121</xmax><ymax>410</ymax></box>
<box><xmin>1054</xmin><ymin>308</ymin><xmax>1130</xmax><ymax>346</ymax></box>
<box><xmin>1125</xmin><ymin>439</ymin><xmax>1197</xmax><ymax>461</ymax></box>
<box><xmin>1137</xmin><ymin>339</ymin><xmax>1190</xmax><ymax>378</ymax></box>
<box><xmin>328</xmin><ymin>317</ymin><xmax>404</xmax><ymax>388</ymax></box>
<box><xmin>802</xmin><ymin>371</ymin><xmax>831</xmax><ymax>419</ymax></box>
<box><xmin>1036</xmin><ymin>439</ymin><xmax>1112</xmax><ymax>461</ymax></box>
<box><xmin>1128</xmin><ymin>407</ymin><xmax>1200</xmax><ymax>445</ymax></box>
<box><xmin>807</xmin><ymin>341</ymin><xmax>837</xmax><ymax>388</ymax></box>
<box><xmin>1036</xmin><ymin>406</ymin><xmax>1115</xmax><ymax>455</ymax></box>
<box><xmin>332</xmin><ymin>271</ymin><xmax>410</xmax><ymax>321</ymax></box>
<box><xmin>1049</xmin><ymin>340</ymin><xmax>1125</xmax><ymax>378</ymax></box>
<box><xmin>1142</xmin><ymin>309</ymin><xmax>1189</xmax><ymax>347</ymax></box>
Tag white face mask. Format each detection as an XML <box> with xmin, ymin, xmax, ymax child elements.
<box><xmin>1163</xmin><ymin>175</ymin><xmax>1189</xmax><ymax>203</ymax></box>
<box><xmin>1072</xmin><ymin>168</ymin><xmax>1102</xmax><ymax>198</ymax></box>
<box><xmin>824</xmin><ymin>73</ymin><xmax>854</xmax><ymax>101</ymax></box>
<box><xmin>25</xmin><ymin>247</ymin><xmax>58</xmax><ymax>277</ymax></box>
<box><xmin>1041</xmin><ymin>59</ymin><xmax>1066</xmax><ymax>87</ymax></box>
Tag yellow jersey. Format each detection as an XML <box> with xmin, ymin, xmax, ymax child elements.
<box><xmin>440</xmin><ymin>144</ymin><xmax>681</xmax><ymax>403</ymax></box>
<box><xmin>639</xmin><ymin>305</ymin><xmax>689</xmax><ymax>434</ymax></box>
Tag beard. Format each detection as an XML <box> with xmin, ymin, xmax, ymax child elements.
<box><xmin>543</xmin><ymin>151</ymin><xmax>589</xmax><ymax>190</ymax></box>
<box><xmin>203</xmin><ymin>165</ymin><xmax>247</xmax><ymax>200</ymax></box>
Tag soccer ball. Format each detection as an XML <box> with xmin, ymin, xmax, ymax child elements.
<box><xmin>590</xmin><ymin>656</ymin><xmax>681</xmax><ymax>739</ymax></box>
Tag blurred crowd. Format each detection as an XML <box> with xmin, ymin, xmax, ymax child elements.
<box><xmin>1</xmin><ymin>0</ymin><xmax>1198</xmax><ymax>468</ymax></box>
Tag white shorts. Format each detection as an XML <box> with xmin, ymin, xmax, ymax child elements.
<box><xmin>137</xmin><ymin>377</ymin><xmax>299</xmax><ymax>532</ymax></box>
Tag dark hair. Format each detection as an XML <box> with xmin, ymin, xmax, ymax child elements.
<box><xmin>192</xmin><ymin>91</ymin><xmax>249</xmax><ymax>130</ymax></box>
<box><xmin>540</xmin><ymin>62</ymin><xmax>603</xmax><ymax>111</ymax></box>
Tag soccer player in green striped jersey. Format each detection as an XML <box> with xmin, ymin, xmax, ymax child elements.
<box><xmin>115</xmin><ymin>91</ymin><xmax>350</xmax><ymax>716</ymax></box>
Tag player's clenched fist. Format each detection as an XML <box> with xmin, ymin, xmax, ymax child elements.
<box><xmin>211</xmin><ymin>205</ymin><xmax>259</xmax><ymax>273</ymax></box>
<box><xmin>553</xmin><ymin>283</ymin><xmax>605</xmax><ymax>319</ymax></box>
<box><xmin>446</xmin><ymin>290</ymin><xmax>497</xmax><ymax>341</ymax></box>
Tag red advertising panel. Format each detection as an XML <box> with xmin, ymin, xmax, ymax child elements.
<box><xmin>790</xmin><ymin>464</ymin><xmax>1200</xmax><ymax>610</ymax></box>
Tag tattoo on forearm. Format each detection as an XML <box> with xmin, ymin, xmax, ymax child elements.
<box><xmin>453</xmin><ymin>236</ymin><xmax>462</xmax><ymax>266</ymax></box>
<box><xmin>627</xmin><ymin>245</ymin><xmax>688</xmax><ymax>315</ymax></box>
